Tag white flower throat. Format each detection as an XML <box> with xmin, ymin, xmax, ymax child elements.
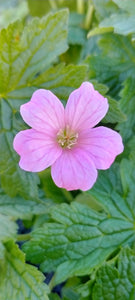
<box><xmin>57</xmin><ymin>126</ymin><xmax>78</xmax><ymax>149</ymax></box>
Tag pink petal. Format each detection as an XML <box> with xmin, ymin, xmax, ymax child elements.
<box><xmin>65</xmin><ymin>82</ymin><xmax>108</xmax><ymax>131</ymax></box>
<box><xmin>78</xmin><ymin>126</ymin><xmax>124</xmax><ymax>170</ymax></box>
<box><xmin>13</xmin><ymin>129</ymin><xmax>62</xmax><ymax>172</ymax></box>
<box><xmin>20</xmin><ymin>89</ymin><xmax>65</xmax><ymax>134</ymax></box>
<box><xmin>51</xmin><ymin>148</ymin><xmax>97</xmax><ymax>191</ymax></box>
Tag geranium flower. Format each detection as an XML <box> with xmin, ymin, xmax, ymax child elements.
<box><xmin>13</xmin><ymin>82</ymin><xmax>124</xmax><ymax>191</ymax></box>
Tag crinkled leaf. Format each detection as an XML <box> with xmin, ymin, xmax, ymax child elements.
<box><xmin>0</xmin><ymin>240</ymin><xmax>49</xmax><ymax>300</ymax></box>
<box><xmin>88</xmin><ymin>160</ymin><xmax>134</xmax><ymax>219</ymax></box>
<box><xmin>93</xmin><ymin>247</ymin><xmax>135</xmax><ymax>300</ymax></box>
<box><xmin>23</xmin><ymin>181</ymin><xmax>135</xmax><ymax>285</ymax></box>
<box><xmin>85</xmin><ymin>34</ymin><xmax>135</xmax><ymax>97</ymax></box>
<box><xmin>30</xmin><ymin>63</ymin><xmax>87</xmax><ymax>101</ymax></box>
<box><xmin>0</xmin><ymin>131</ymin><xmax>39</xmax><ymax>199</ymax></box>
<box><xmin>0</xmin><ymin>10</ymin><xmax>70</xmax><ymax>198</ymax></box>
<box><xmin>0</xmin><ymin>11</ymin><xmax>88</xmax><ymax>198</ymax></box>
<box><xmin>0</xmin><ymin>184</ymin><xmax>52</xmax><ymax>220</ymax></box>
<box><xmin>117</xmin><ymin>78</ymin><xmax>135</xmax><ymax>142</ymax></box>
<box><xmin>120</xmin><ymin>159</ymin><xmax>135</xmax><ymax>211</ymax></box>
<box><xmin>0</xmin><ymin>214</ymin><xmax>17</xmax><ymax>242</ymax></box>
<box><xmin>103</xmin><ymin>96</ymin><xmax>126</xmax><ymax>123</ymax></box>
<box><xmin>0</xmin><ymin>10</ymin><xmax>68</xmax><ymax>94</ymax></box>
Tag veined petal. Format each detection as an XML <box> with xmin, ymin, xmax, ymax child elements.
<box><xmin>65</xmin><ymin>82</ymin><xmax>108</xmax><ymax>131</ymax></box>
<box><xmin>13</xmin><ymin>129</ymin><xmax>62</xmax><ymax>172</ymax></box>
<box><xmin>51</xmin><ymin>148</ymin><xmax>97</xmax><ymax>191</ymax></box>
<box><xmin>20</xmin><ymin>89</ymin><xmax>65</xmax><ymax>133</ymax></box>
<box><xmin>78</xmin><ymin>126</ymin><xmax>124</xmax><ymax>170</ymax></box>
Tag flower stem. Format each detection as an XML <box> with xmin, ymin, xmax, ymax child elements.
<box><xmin>77</xmin><ymin>0</ymin><xmax>85</xmax><ymax>14</ymax></box>
<box><xmin>84</xmin><ymin>0</ymin><xmax>94</xmax><ymax>30</ymax></box>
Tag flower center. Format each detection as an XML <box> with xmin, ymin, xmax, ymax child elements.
<box><xmin>57</xmin><ymin>126</ymin><xmax>78</xmax><ymax>149</ymax></box>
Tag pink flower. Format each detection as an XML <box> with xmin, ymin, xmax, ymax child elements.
<box><xmin>13</xmin><ymin>82</ymin><xmax>124</xmax><ymax>191</ymax></box>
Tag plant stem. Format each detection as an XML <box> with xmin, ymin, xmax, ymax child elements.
<box><xmin>84</xmin><ymin>0</ymin><xmax>94</xmax><ymax>30</ymax></box>
<box><xmin>17</xmin><ymin>233</ymin><xmax>31</xmax><ymax>242</ymax></box>
<box><xmin>48</xmin><ymin>0</ymin><xmax>57</xmax><ymax>10</ymax></box>
<box><xmin>77</xmin><ymin>0</ymin><xmax>85</xmax><ymax>14</ymax></box>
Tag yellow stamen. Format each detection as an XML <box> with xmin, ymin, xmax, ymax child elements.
<box><xmin>57</xmin><ymin>126</ymin><xmax>78</xmax><ymax>149</ymax></box>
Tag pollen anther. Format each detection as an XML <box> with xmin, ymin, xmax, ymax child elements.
<box><xmin>57</xmin><ymin>126</ymin><xmax>78</xmax><ymax>149</ymax></box>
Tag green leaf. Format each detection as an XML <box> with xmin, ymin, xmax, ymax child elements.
<box><xmin>120</xmin><ymin>159</ymin><xmax>135</xmax><ymax>209</ymax></box>
<box><xmin>0</xmin><ymin>10</ymin><xmax>69</xmax><ymax>198</ymax></box>
<box><xmin>87</xmin><ymin>26</ymin><xmax>113</xmax><ymax>38</ymax></box>
<box><xmin>85</xmin><ymin>34</ymin><xmax>135</xmax><ymax>97</ymax></box>
<box><xmin>128</xmin><ymin>137</ymin><xmax>135</xmax><ymax>161</ymax></box>
<box><xmin>0</xmin><ymin>240</ymin><xmax>49</xmax><ymax>300</ymax></box>
<box><xmin>0</xmin><ymin>10</ymin><xmax>68</xmax><ymax>94</ymax></box>
<box><xmin>103</xmin><ymin>96</ymin><xmax>126</xmax><ymax>124</ymax></box>
<box><xmin>68</xmin><ymin>13</ymin><xmax>86</xmax><ymax>46</ymax></box>
<box><xmin>93</xmin><ymin>0</ymin><xmax>119</xmax><ymax>21</ymax></box>
<box><xmin>86</xmin><ymin>81</ymin><xmax>126</xmax><ymax>124</ymax></box>
<box><xmin>49</xmin><ymin>294</ymin><xmax>61</xmax><ymax>300</ymax></box>
<box><xmin>100</xmin><ymin>13</ymin><xmax>135</xmax><ymax>37</ymax></box>
<box><xmin>112</xmin><ymin>0</ymin><xmax>135</xmax><ymax>14</ymax></box>
<box><xmin>88</xmin><ymin>161</ymin><xmax>133</xmax><ymax>218</ymax></box>
<box><xmin>0</xmin><ymin>11</ymin><xmax>88</xmax><ymax>198</ymax></box>
<box><xmin>117</xmin><ymin>78</ymin><xmax>135</xmax><ymax>143</ymax></box>
<box><xmin>0</xmin><ymin>184</ymin><xmax>52</xmax><ymax>220</ymax></box>
<box><xmin>0</xmin><ymin>0</ymin><xmax>29</xmax><ymax>29</ymax></box>
<box><xmin>93</xmin><ymin>247</ymin><xmax>135</xmax><ymax>300</ymax></box>
<box><xmin>30</xmin><ymin>63</ymin><xmax>88</xmax><ymax>101</ymax></box>
<box><xmin>0</xmin><ymin>131</ymin><xmax>39</xmax><ymax>199</ymax></box>
<box><xmin>39</xmin><ymin>169</ymin><xmax>73</xmax><ymax>203</ymax></box>
<box><xmin>0</xmin><ymin>214</ymin><xmax>17</xmax><ymax>242</ymax></box>
<box><xmin>23</xmin><ymin>183</ymin><xmax>135</xmax><ymax>285</ymax></box>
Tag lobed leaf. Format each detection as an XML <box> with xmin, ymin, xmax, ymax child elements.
<box><xmin>0</xmin><ymin>240</ymin><xmax>49</xmax><ymax>300</ymax></box>
<box><xmin>23</xmin><ymin>196</ymin><xmax>135</xmax><ymax>285</ymax></box>
<box><xmin>86</xmin><ymin>34</ymin><xmax>135</xmax><ymax>97</ymax></box>
<box><xmin>93</xmin><ymin>247</ymin><xmax>135</xmax><ymax>300</ymax></box>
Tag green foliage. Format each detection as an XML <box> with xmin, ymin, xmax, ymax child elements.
<box><xmin>92</xmin><ymin>247</ymin><xmax>135</xmax><ymax>300</ymax></box>
<box><xmin>87</xmin><ymin>33</ymin><xmax>135</xmax><ymax>97</ymax></box>
<box><xmin>0</xmin><ymin>0</ymin><xmax>28</xmax><ymax>29</ymax></box>
<box><xmin>31</xmin><ymin>63</ymin><xmax>87</xmax><ymax>100</ymax></box>
<box><xmin>39</xmin><ymin>169</ymin><xmax>73</xmax><ymax>203</ymax></box>
<box><xmin>0</xmin><ymin>240</ymin><xmax>49</xmax><ymax>300</ymax></box>
<box><xmin>0</xmin><ymin>0</ymin><xmax>135</xmax><ymax>298</ymax></box>
<box><xmin>88</xmin><ymin>0</ymin><xmax>135</xmax><ymax>40</ymax></box>
<box><xmin>0</xmin><ymin>214</ymin><xmax>17</xmax><ymax>242</ymax></box>
<box><xmin>23</xmin><ymin>159</ymin><xmax>135</xmax><ymax>287</ymax></box>
<box><xmin>117</xmin><ymin>78</ymin><xmax>135</xmax><ymax>143</ymax></box>
<box><xmin>0</xmin><ymin>9</ymin><xmax>87</xmax><ymax>198</ymax></box>
<box><xmin>0</xmin><ymin>184</ymin><xmax>52</xmax><ymax>220</ymax></box>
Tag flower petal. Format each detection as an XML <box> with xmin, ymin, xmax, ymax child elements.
<box><xmin>13</xmin><ymin>129</ymin><xmax>62</xmax><ymax>172</ymax></box>
<box><xmin>51</xmin><ymin>148</ymin><xmax>97</xmax><ymax>191</ymax></box>
<box><xmin>20</xmin><ymin>89</ymin><xmax>65</xmax><ymax>133</ymax></box>
<box><xmin>78</xmin><ymin>126</ymin><xmax>124</xmax><ymax>170</ymax></box>
<box><xmin>65</xmin><ymin>82</ymin><xmax>108</xmax><ymax>131</ymax></box>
